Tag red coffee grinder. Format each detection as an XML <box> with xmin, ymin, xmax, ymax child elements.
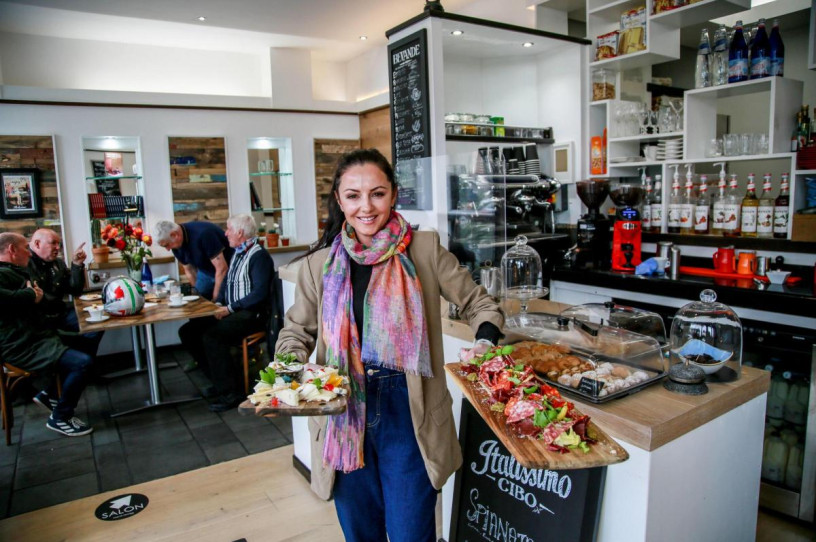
<box><xmin>609</xmin><ymin>181</ymin><xmax>645</xmax><ymax>273</ymax></box>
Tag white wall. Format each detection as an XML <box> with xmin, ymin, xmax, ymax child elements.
<box><xmin>0</xmin><ymin>32</ymin><xmax>269</xmax><ymax>97</ymax></box>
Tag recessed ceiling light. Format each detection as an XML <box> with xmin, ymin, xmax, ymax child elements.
<box><xmin>451</xmin><ymin>30</ymin><xmax>464</xmax><ymax>36</ymax></box>
<box><xmin>522</xmin><ymin>42</ymin><xmax>534</xmax><ymax>48</ymax></box>
<box><xmin>359</xmin><ymin>35</ymin><xmax>368</xmax><ymax>41</ymax></box>
<box><xmin>196</xmin><ymin>16</ymin><xmax>207</xmax><ymax>22</ymax></box>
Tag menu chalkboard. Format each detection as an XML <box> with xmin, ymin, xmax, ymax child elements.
<box><xmin>450</xmin><ymin>401</ymin><xmax>606</xmax><ymax>542</ymax></box>
<box><xmin>388</xmin><ymin>29</ymin><xmax>431</xmax><ymax>210</ymax></box>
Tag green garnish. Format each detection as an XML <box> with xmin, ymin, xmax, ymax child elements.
<box><xmin>490</xmin><ymin>402</ymin><xmax>506</xmax><ymax>412</ymax></box>
<box><xmin>501</xmin><ymin>345</ymin><xmax>514</xmax><ymax>356</ymax></box>
<box><xmin>466</xmin><ymin>373</ymin><xmax>478</xmax><ymax>382</ymax></box>
<box><xmin>508</xmin><ymin>377</ymin><xmax>521</xmax><ymax>385</ymax></box>
<box><xmin>259</xmin><ymin>366</ymin><xmax>277</xmax><ymax>385</ymax></box>
<box><xmin>533</xmin><ymin>409</ymin><xmax>550</xmax><ymax>428</ymax></box>
<box><xmin>313</xmin><ymin>378</ymin><xmax>323</xmax><ymax>390</ymax></box>
<box><xmin>523</xmin><ymin>384</ymin><xmax>539</xmax><ymax>395</ymax></box>
<box><xmin>275</xmin><ymin>352</ymin><xmax>298</xmax><ymax>365</ymax></box>
<box><xmin>514</xmin><ymin>363</ymin><xmax>524</xmax><ymax>372</ymax></box>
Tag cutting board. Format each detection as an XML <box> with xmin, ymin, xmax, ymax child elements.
<box><xmin>445</xmin><ymin>363</ymin><xmax>628</xmax><ymax>470</ymax></box>
<box><xmin>238</xmin><ymin>395</ymin><xmax>347</xmax><ymax>418</ymax></box>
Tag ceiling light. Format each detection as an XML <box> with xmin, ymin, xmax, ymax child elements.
<box><xmin>359</xmin><ymin>35</ymin><xmax>368</xmax><ymax>41</ymax></box>
<box><xmin>196</xmin><ymin>16</ymin><xmax>207</xmax><ymax>22</ymax></box>
<box><xmin>451</xmin><ymin>30</ymin><xmax>464</xmax><ymax>36</ymax></box>
<box><xmin>522</xmin><ymin>42</ymin><xmax>534</xmax><ymax>48</ymax></box>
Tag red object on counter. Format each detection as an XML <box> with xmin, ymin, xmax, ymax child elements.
<box><xmin>678</xmin><ymin>266</ymin><xmax>770</xmax><ymax>283</ymax></box>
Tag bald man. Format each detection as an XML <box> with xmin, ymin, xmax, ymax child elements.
<box><xmin>0</xmin><ymin>232</ymin><xmax>93</xmax><ymax>436</ymax></box>
<box><xmin>27</xmin><ymin>229</ymin><xmax>87</xmax><ymax>330</ymax></box>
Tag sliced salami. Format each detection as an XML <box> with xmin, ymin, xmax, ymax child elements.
<box><xmin>506</xmin><ymin>399</ymin><xmax>537</xmax><ymax>423</ymax></box>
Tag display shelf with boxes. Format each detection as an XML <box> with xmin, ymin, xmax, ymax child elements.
<box><xmin>648</xmin><ymin>0</ymin><xmax>750</xmax><ymax>28</ymax></box>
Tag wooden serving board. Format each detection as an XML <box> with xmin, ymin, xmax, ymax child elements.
<box><xmin>445</xmin><ymin>363</ymin><xmax>629</xmax><ymax>470</ymax></box>
<box><xmin>238</xmin><ymin>396</ymin><xmax>347</xmax><ymax>418</ymax></box>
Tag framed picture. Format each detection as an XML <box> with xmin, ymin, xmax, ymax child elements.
<box><xmin>0</xmin><ymin>168</ymin><xmax>43</xmax><ymax>219</ymax></box>
<box><xmin>90</xmin><ymin>159</ymin><xmax>106</xmax><ymax>178</ymax></box>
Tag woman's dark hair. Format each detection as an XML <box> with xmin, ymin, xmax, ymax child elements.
<box><xmin>296</xmin><ymin>148</ymin><xmax>396</xmax><ymax>261</ymax></box>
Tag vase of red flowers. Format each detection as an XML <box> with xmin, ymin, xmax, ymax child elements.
<box><xmin>101</xmin><ymin>221</ymin><xmax>153</xmax><ymax>280</ymax></box>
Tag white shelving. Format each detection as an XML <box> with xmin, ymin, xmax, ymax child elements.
<box><xmin>664</xmin><ymin>153</ymin><xmax>795</xmax><ymax>165</ymax></box>
<box><xmin>608</xmin><ymin>131</ymin><xmax>682</xmax><ymax>143</ymax></box>
<box><xmin>649</xmin><ymin>0</ymin><xmax>750</xmax><ymax>28</ymax></box>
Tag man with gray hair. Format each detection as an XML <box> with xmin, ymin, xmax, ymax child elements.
<box><xmin>154</xmin><ymin>219</ymin><xmax>233</xmax><ymax>300</ymax></box>
<box><xmin>0</xmin><ymin>232</ymin><xmax>93</xmax><ymax>437</ymax></box>
<box><xmin>178</xmin><ymin>214</ymin><xmax>274</xmax><ymax>411</ymax></box>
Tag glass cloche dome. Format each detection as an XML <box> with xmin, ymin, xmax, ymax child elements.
<box><xmin>500</xmin><ymin>235</ymin><xmax>548</xmax><ymax>315</ymax></box>
<box><xmin>669</xmin><ymin>289</ymin><xmax>742</xmax><ymax>382</ymax></box>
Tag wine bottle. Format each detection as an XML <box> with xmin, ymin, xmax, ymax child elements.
<box><xmin>769</xmin><ymin>19</ymin><xmax>784</xmax><ymax>77</ymax></box>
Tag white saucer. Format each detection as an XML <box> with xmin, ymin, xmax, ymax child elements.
<box><xmin>87</xmin><ymin>315</ymin><xmax>110</xmax><ymax>323</ymax></box>
<box><xmin>182</xmin><ymin>295</ymin><xmax>199</xmax><ymax>302</ymax></box>
<box><xmin>168</xmin><ymin>301</ymin><xmax>188</xmax><ymax>308</ymax></box>
<box><xmin>79</xmin><ymin>294</ymin><xmax>102</xmax><ymax>301</ymax></box>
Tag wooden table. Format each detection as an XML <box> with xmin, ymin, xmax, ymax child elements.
<box><xmin>74</xmin><ymin>295</ymin><xmax>219</xmax><ymax>416</ymax></box>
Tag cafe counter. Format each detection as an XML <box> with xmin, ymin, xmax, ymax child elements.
<box><xmin>278</xmin><ymin>262</ymin><xmax>769</xmax><ymax>542</ymax></box>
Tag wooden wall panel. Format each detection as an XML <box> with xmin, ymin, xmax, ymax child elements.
<box><xmin>168</xmin><ymin>137</ymin><xmax>229</xmax><ymax>230</ymax></box>
<box><xmin>313</xmin><ymin>139</ymin><xmax>360</xmax><ymax>239</ymax></box>
<box><xmin>0</xmin><ymin>135</ymin><xmax>62</xmax><ymax>237</ymax></box>
<box><xmin>359</xmin><ymin>106</ymin><xmax>391</xmax><ymax>163</ymax></box>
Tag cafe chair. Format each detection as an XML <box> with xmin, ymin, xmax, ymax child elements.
<box><xmin>241</xmin><ymin>331</ymin><xmax>266</xmax><ymax>395</ymax></box>
<box><xmin>1</xmin><ymin>359</ymin><xmax>63</xmax><ymax>446</ymax></box>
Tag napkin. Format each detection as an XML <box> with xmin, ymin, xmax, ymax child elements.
<box><xmin>635</xmin><ymin>258</ymin><xmax>661</xmax><ymax>276</ymax></box>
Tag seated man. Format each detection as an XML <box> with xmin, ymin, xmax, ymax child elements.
<box><xmin>154</xmin><ymin>219</ymin><xmax>233</xmax><ymax>301</ymax></box>
<box><xmin>27</xmin><ymin>228</ymin><xmax>103</xmax><ymax>356</ymax></box>
<box><xmin>178</xmin><ymin>214</ymin><xmax>273</xmax><ymax>412</ymax></box>
<box><xmin>0</xmin><ymin>232</ymin><xmax>93</xmax><ymax>436</ymax></box>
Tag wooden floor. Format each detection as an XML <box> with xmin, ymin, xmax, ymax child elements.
<box><xmin>0</xmin><ymin>443</ymin><xmax>813</xmax><ymax>542</ymax></box>
<box><xmin>0</xmin><ymin>445</ymin><xmax>343</xmax><ymax>542</ymax></box>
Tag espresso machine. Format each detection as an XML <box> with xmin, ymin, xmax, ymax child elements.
<box><xmin>609</xmin><ymin>182</ymin><xmax>645</xmax><ymax>273</ymax></box>
<box><xmin>573</xmin><ymin>179</ymin><xmax>612</xmax><ymax>269</ymax></box>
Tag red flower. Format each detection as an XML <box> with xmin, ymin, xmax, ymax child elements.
<box><xmin>115</xmin><ymin>238</ymin><xmax>126</xmax><ymax>251</ymax></box>
<box><xmin>142</xmin><ymin>235</ymin><xmax>152</xmax><ymax>246</ymax></box>
<box><xmin>106</xmin><ymin>238</ymin><xmax>116</xmax><ymax>248</ymax></box>
<box><xmin>124</xmin><ymin>225</ymin><xmax>134</xmax><ymax>236</ymax></box>
<box><xmin>109</xmin><ymin>227</ymin><xmax>119</xmax><ymax>238</ymax></box>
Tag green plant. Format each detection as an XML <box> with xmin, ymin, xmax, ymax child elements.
<box><xmin>91</xmin><ymin>219</ymin><xmax>102</xmax><ymax>247</ymax></box>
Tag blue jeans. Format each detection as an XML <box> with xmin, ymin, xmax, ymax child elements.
<box><xmin>332</xmin><ymin>368</ymin><xmax>437</xmax><ymax>542</ymax></box>
<box><xmin>59</xmin><ymin>308</ymin><xmax>103</xmax><ymax>357</ymax></box>
<box><xmin>44</xmin><ymin>348</ymin><xmax>93</xmax><ymax>420</ymax></box>
<box><xmin>195</xmin><ymin>270</ymin><xmax>215</xmax><ymax>300</ymax></box>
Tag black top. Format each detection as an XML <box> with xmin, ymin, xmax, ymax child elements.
<box><xmin>172</xmin><ymin>222</ymin><xmax>234</xmax><ymax>277</ymax></box>
<box><xmin>349</xmin><ymin>259</ymin><xmax>500</xmax><ymax>346</ymax></box>
<box><xmin>26</xmin><ymin>250</ymin><xmax>85</xmax><ymax>327</ymax></box>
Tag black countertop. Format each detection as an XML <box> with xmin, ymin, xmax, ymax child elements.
<box><xmin>550</xmin><ymin>266</ymin><xmax>816</xmax><ymax>319</ymax></box>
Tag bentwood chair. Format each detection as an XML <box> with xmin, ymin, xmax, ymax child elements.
<box><xmin>240</xmin><ymin>268</ymin><xmax>285</xmax><ymax>395</ymax></box>
<box><xmin>1</xmin><ymin>362</ymin><xmax>33</xmax><ymax>446</ymax></box>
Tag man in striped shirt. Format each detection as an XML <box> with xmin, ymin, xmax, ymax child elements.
<box><xmin>178</xmin><ymin>214</ymin><xmax>274</xmax><ymax>412</ymax></box>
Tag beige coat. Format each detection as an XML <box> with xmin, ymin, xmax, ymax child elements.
<box><xmin>275</xmin><ymin>231</ymin><xmax>503</xmax><ymax>500</ymax></box>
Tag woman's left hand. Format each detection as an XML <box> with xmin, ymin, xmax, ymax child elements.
<box><xmin>214</xmin><ymin>306</ymin><xmax>230</xmax><ymax>320</ymax></box>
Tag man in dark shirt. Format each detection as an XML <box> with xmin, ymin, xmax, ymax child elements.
<box><xmin>177</xmin><ymin>214</ymin><xmax>273</xmax><ymax>412</ymax></box>
<box><xmin>27</xmin><ymin>228</ymin><xmax>103</xmax><ymax>355</ymax></box>
<box><xmin>154</xmin><ymin>220</ymin><xmax>233</xmax><ymax>300</ymax></box>
<box><xmin>0</xmin><ymin>232</ymin><xmax>93</xmax><ymax>437</ymax></box>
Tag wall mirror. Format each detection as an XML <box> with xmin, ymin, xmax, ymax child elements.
<box><xmin>247</xmin><ymin>137</ymin><xmax>295</xmax><ymax>246</ymax></box>
<box><xmin>81</xmin><ymin>136</ymin><xmax>144</xmax><ymax>262</ymax></box>
<box><xmin>168</xmin><ymin>136</ymin><xmax>229</xmax><ymax>230</ymax></box>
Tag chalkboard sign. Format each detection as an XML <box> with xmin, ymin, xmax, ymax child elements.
<box><xmin>450</xmin><ymin>400</ymin><xmax>606</xmax><ymax>542</ymax></box>
<box><xmin>388</xmin><ymin>29</ymin><xmax>431</xmax><ymax>210</ymax></box>
<box><xmin>95</xmin><ymin>178</ymin><xmax>122</xmax><ymax>196</ymax></box>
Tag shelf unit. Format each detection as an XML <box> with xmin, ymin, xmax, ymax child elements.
<box><xmin>247</xmin><ymin>137</ymin><xmax>296</xmax><ymax>243</ymax></box>
<box><xmin>582</xmin><ymin>0</ymin><xmax>807</xmax><ymax>241</ymax></box>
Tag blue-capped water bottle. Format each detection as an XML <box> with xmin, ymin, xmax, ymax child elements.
<box><xmin>728</xmin><ymin>21</ymin><xmax>749</xmax><ymax>83</ymax></box>
<box><xmin>141</xmin><ymin>258</ymin><xmax>153</xmax><ymax>291</ymax></box>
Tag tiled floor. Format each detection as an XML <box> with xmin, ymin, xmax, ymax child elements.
<box><xmin>0</xmin><ymin>345</ymin><xmax>290</xmax><ymax>518</ymax></box>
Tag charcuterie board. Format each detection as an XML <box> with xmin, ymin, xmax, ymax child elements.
<box><xmin>445</xmin><ymin>363</ymin><xmax>628</xmax><ymax>470</ymax></box>
<box><xmin>238</xmin><ymin>395</ymin><xmax>347</xmax><ymax>418</ymax></box>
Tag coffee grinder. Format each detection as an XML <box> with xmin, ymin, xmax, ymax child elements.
<box><xmin>609</xmin><ymin>182</ymin><xmax>645</xmax><ymax>273</ymax></box>
<box><xmin>574</xmin><ymin>179</ymin><xmax>612</xmax><ymax>269</ymax></box>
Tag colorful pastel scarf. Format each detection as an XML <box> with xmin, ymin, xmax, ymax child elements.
<box><xmin>321</xmin><ymin>212</ymin><xmax>431</xmax><ymax>472</ymax></box>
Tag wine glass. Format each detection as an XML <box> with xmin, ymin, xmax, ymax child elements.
<box><xmin>670</xmin><ymin>98</ymin><xmax>684</xmax><ymax>132</ymax></box>
<box><xmin>638</xmin><ymin>103</ymin><xmax>650</xmax><ymax>135</ymax></box>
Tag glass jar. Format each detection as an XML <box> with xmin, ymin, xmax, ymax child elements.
<box><xmin>592</xmin><ymin>69</ymin><xmax>615</xmax><ymax>101</ymax></box>
<box><xmin>460</xmin><ymin>113</ymin><xmax>477</xmax><ymax>136</ymax></box>
<box><xmin>476</xmin><ymin>114</ymin><xmax>493</xmax><ymax>136</ymax></box>
<box><xmin>669</xmin><ymin>289</ymin><xmax>742</xmax><ymax>382</ymax></box>
<box><xmin>444</xmin><ymin>113</ymin><xmax>460</xmax><ymax>135</ymax></box>
<box><xmin>500</xmin><ymin>235</ymin><xmax>548</xmax><ymax>315</ymax></box>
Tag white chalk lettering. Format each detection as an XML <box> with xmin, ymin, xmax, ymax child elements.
<box><xmin>471</xmin><ymin>440</ymin><xmax>572</xmax><ymax>499</ymax></box>
<box><xmin>392</xmin><ymin>44</ymin><xmax>421</xmax><ymax>65</ymax></box>
<box><xmin>466</xmin><ymin>488</ymin><xmax>535</xmax><ymax>542</ymax></box>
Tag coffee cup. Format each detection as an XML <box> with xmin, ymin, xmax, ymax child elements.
<box><xmin>643</xmin><ymin>146</ymin><xmax>658</xmax><ymax>162</ymax></box>
<box><xmin>737</xmin><ymin>250</ymin><xmax>757</xmax><ymax>275</ymax></box>
<box><xmin>169</xmin><ymin>293</ymin><xmax>184</xmax><ymax>306</ymax></box>
<box><xmin>88</xmin><ymin>307</ymin><xmax>104</xmax><ymax>320</ymax></box>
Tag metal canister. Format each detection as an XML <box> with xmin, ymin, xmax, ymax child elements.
<box><xmin>658</xmin><ymin>241</ymin><xmax>673</xmax><ymax>261</ymax></box>
<box><xmin>755</xmin><ymin>256</ymin><xmax>769</xmax><ymax>276</ymax></box>
<box><xmin>670</xmin><ymin>246</ymin><xmax>681</xmax><ymax>279</ymax></box>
